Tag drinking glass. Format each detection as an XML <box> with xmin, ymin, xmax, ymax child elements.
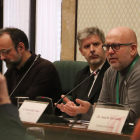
<box><xmin>26</xmin><ymin>127</ymin><xmax>45</xmax><ymax>140</ymax></box>
<box><xmin>16</xmin><ymin>97</ymin><xmax>29</xmax><ymax>108</ymax></box>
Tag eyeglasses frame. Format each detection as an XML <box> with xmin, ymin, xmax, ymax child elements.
<box><xmin>0</xmin><ymin>45</ymin><xmax>15</xmax><ymax>57</ymax></box>
<box><xmin>102</xmin><ymin>43</ymin><xmax>133</xmax><ymax>51</ymax></box>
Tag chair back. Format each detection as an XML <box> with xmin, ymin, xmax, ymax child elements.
<box><xmin>53</xmin><ymin>60</ymin><xmax>88</xmax><ymax>96</ymax></box>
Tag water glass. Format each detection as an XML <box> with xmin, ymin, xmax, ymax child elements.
<box><xmin>26</xmin><ymin>127</ymin><xmax>45</xmax><ymax>140</ymax></box>
<box><xmin>16</xmin><ymin>97</ymin><xmax>29</xmax><ymax>108</ymax></box>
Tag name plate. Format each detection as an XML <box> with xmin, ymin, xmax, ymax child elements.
<box><xmin>19</xmin><ymin>100</ymin><xmax>49</xmax><ymax>123</ymax></box>
<box><xmin>88</xmin><ymin>104</ymin><xmax>129</xmax><ymax>134</ymax></box>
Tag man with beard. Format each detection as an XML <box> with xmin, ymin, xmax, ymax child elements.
<box><xmin>0</xmin><ymin>27</ymin><xmax>62</xmax><ymax>109</ymax></box>
<box><xmin>56</xmin><ymin>27</ymin><xmax>110</xmax><ymax>118</ymax></box>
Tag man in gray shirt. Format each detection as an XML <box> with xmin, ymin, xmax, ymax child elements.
<box><xmin>58</xmin><ymin>27</ymin><xmax>140</xmax><ymax>123</ymax></box>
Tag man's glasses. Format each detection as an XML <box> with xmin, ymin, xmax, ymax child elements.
<box><xmin>0</xmin><ymin>46</ymin><xmax>15</xmax><ymax>57</ymax></box>
<box><xmin>102</xmin><ymin>43</ymin><xmax>133</xmax><ymax>51</ymax></box>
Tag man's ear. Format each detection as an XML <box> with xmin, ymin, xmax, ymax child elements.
<box><xmin>17</xmin><ymin>42</ymin><xmax>25</xmax><ymax>53</ymax></box>
<box><xmin>79</xmin><ymin>47</ymin><xmax>84</xmax><ymax>56</ymax></box>
<box><xmin>130</xmin><ymin>44</ymin><xmax>137</xmax><ymax>56</ymax></box>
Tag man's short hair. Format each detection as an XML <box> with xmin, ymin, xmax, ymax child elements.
<box><xmin>77</xmin><ymin>27</ymin><xmax>105</xmax><ymax>48</ymax></box>
<box><xmin>0</xmin><ymin>27</ymin><xmax>29</xmax><ymax>50</ymax></box>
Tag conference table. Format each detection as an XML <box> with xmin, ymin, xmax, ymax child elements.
<box><xmin>23</xmin><ymin>122</ymin><xmax>132</xmax><ymax>140</ymax></box>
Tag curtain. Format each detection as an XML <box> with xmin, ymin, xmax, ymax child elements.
<box><xmin>3</xmin><ymin>0</ymin><xmax>30</xmax><ymax>74</ymax></box>
<box><xmin>3</xmin><ymin>0</ymin><xmax>62</xmax><ymax>74</ymax></box>
<box><xmin>35</xmin><ymin>0</ymin><xmax>62</xmax><ymax>62</ymax></box>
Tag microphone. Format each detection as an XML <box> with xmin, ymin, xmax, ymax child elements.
<box><xmin>53</xmin><ymin>69</ymin><xmax>100</xmax><ymax>115</ymax></box>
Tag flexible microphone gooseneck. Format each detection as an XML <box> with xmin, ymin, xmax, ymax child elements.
<box><xmin>56</xmin><ymin>69</ymin><xmax>100</xmax><ymax>140</ymax></box>
<box><xmin>9</xmin><ymin>54</ymin><xmax>41</xmax><ymax>97</ymax></box>
<box><xmin>53</xmin><ymin>69</ymin><xmax>100</xmax><ymax>116</ymax></box>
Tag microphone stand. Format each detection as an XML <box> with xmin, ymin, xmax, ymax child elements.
<box><xmin>53</xmin><ymin>69</ymin><xmax>100</xmax><ymax>140</ymax></box>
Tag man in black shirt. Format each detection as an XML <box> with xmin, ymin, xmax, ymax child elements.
<box><xmin>0</xmin><ymin>28</ymin><xmax>62</xmax><ymax>108</ymax></box>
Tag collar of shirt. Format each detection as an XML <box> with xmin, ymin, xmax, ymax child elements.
<box><xmin>89</xmin><ymin>61</ymin><xmax>105</xmax><ymax>75</ymax></box>
<box><xmin>88</xmin><ymin>61</ymin><xmax>105</xmax><ymax>97</ymax></box>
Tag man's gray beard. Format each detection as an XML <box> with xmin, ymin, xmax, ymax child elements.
<box><xmin>6</xmin><ymin>57</ymin><xmax>22</xmax><ymax>69</ymax></box>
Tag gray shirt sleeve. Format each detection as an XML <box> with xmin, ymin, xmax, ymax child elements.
<box><xmin>97</xmin><ymin>64</ymin><xmax>140</xmax><ymax>123</ymax></box>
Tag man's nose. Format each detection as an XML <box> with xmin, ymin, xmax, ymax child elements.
<box><xmin>108</xmin><ymin>47</ymin><xmax>115</xmax><ymax>54</ymax></box>
<box><xmin>90</xmin><ymin>44</ymin><xmax>95</xmax><ymax>52</ymax></box>
<box><xmin>0</xmin><ymin>54</ymin><xmax>6</xmax><ymax>60</ymax></box>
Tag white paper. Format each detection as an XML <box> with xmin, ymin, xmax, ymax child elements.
<box><xmin>19</xmin><ymin>100</ymin><xmax>49</xmax><ymax>123</ymax></box>
<box><xmin>88</xmin><ymin>107</ymin><xmax>129</xmax><ymax>134</ymax></box>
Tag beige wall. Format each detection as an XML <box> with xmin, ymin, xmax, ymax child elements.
<box><xmin>76</xmin><ymin>0</ymin><xmax>140</xmax><ymax>61</ymax></box>
<box><xmin>61</xmin><ymin>0</ymin><xmax>76</xmax><ymax>60</ymax></box>
<box><xmin>61</xmin><ymin>0</ymin><xmax>140</xmax><ymax>61</ymax></box>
